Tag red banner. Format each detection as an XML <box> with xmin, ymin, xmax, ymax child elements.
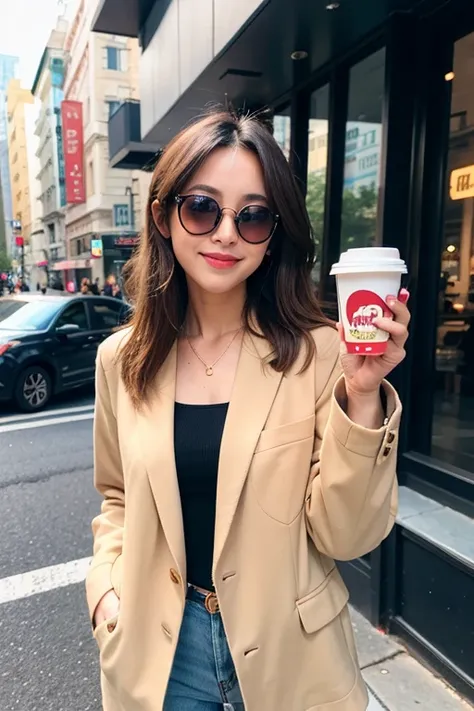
<box><xmin>61</xmin><ymin>100</ymin><xmax>85</xmax><ymax>204</ymax></box>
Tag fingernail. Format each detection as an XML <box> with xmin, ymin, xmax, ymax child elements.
<box><xmin>399</xmin><ymin>288</ymin><xmax>410</xmax><ymax>304</ymax></box>
<box><xmin>386</xmin><ymin>295</ymin><xmax>397</xmax><ymax>305</ymax></box>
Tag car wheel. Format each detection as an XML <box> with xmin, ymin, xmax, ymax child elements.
<box><xmin>14</xmin><ymin>366</ymin><xmax>52</xmax><ymax>412</ymax></box>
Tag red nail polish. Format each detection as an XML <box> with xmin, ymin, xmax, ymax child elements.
<box><xmin>399</xmin><ymin>289</ymin><xmax>410</xmax><ymax>304</ymax></box>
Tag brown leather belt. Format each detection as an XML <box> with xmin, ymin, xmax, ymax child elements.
<box><xmin>187</xmin><ymin>584</ymin><xmax>220</xmax><ymax>614</ymax></box>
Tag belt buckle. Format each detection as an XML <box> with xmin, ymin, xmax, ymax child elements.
<box><xmin>204</xmin><ymin>592</ymin><xmax>219</xmax><ymax>614</ymax></box>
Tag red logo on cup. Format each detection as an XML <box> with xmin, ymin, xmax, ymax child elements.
<box><xmin>346</xmin><ymin>290</ymin><xmax>391</xmax><ymax>341</ymax></box>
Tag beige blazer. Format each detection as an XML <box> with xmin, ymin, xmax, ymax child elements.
<box><xmin>87</xmin><ymin>325</ymin><xmax>401</xmax><ymax>711</ymax></box>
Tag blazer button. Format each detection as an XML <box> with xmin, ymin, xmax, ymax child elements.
<box><xmin>107</xmin><ymin>620</ymin><xmax>117</xmax><ymax>633</ymax></box>
<box><xmin>387</xmin><ymin>431</ymin><xmax>396</xmax><ymax>444</ymax></box>
<box><xmin>169</xmin><ymin>568</ymin><xmax>181</xmax><ymax>585</ymax></box>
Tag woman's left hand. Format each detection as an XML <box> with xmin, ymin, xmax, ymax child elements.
<box><xmin>338</xmin><ymin>289</ymin><xmax>410</xmax><ymax>396</ymax></box>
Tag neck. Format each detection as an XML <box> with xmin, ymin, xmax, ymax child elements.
<box><xmin>185</xmin><ymin>282</ymin><xmax>245</xmax><ymax>339</ymax></box>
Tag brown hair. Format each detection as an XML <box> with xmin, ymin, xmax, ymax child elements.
<box><xmin>121</xmin><ymin>110</ymin><xmax>332</xmax><ymax>406</ymax></box>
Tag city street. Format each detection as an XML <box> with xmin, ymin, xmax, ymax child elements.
<box><xmin>0</xmin><ymin>388</ymin><xmax>101</xmax><ymax>711</ymax></box>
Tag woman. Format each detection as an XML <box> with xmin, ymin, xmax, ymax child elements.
<box><xmin>81</xmin><ymin>277</ymin><xmax>92</xmax><ymax>295</ymax></box>
<box><xmin>87</xmin><ymin>111</ymin><xmax>409</xmax><ymax>711</ymax></box>
<box><xmin>103</xmin><ymin>274</ymin><xmax>115</xmax><ymax>297</ymax></box>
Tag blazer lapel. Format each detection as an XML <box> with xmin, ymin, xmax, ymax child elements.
<box><xmin>136</xmin><ymin>342</ymin><xmax>186</xmax><ymax>581</ymax></box>
<box><xmin>213</xmin><ymin>332</ymin><xmax>284</xmax><ymax>574</ymax></box>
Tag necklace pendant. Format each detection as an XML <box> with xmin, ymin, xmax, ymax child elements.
<box><xmin>206</xmin><ymin>367</ymin><xmax>213</xmax><ymax>376</ymax></box>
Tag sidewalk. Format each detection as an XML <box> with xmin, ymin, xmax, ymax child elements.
<box><xmin>350</xmin><ymin>607</ymin><xmax>473</xmax><ymax>711</ymax></box>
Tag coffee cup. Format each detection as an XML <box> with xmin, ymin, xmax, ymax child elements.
<box><xmin>330</xmin><ymin>247</ymin><xmax>407</xmax><ymax>356</ymax></box>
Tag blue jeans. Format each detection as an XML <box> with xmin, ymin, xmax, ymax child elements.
<box><xmin>164</xmin><ymin>587</ymin><xmax>245</xmax><ymax>710</ymax></box>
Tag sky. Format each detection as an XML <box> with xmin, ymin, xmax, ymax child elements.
<box><xmin>0</xmin><ymin>0</ymin><xmax>65</xmax><ymax>87</ymax></box>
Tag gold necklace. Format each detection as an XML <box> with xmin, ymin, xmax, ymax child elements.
<box><xmin>186</xmin><ymin>329</ymin><xmax>241</xmax><ymax>376</ymax></box>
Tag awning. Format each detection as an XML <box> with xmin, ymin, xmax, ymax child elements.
<box><xmin>51</xmin><ymin>259</ymin><xmax>91</xmax><ymax>271</ymax></box>
<box><xmin>36</xmin><ymin>260</ymin><xmax>49</xmax><ymax>267</ymax></box>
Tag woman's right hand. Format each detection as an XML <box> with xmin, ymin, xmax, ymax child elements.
<box><xmin>93</xmin><ymin>589</ymin><xmax>120</xmax><ymax>628</ymax></box>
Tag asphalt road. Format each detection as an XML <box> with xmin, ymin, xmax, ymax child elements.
<box><xmin>0</xmin><ymin>386</ymin><xmax>103</xmax><ymax>711</ymax></box>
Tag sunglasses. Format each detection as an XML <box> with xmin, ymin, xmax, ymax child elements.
<box><xmin>174</xmin><ymin>194</ymin><xmax>279</xmax><ymax>244</ymax></box>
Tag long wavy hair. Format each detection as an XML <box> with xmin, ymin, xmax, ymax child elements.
<box><xmin>120</xmin><ymin>110</ymin><xmax>332</xmax><ymax>407</ymax></box>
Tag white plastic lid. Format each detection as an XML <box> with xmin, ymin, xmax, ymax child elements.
<box><xmin>330</xmin><ymin>247</ymin><xmax>407</xmax><ymax>275</ymax></box>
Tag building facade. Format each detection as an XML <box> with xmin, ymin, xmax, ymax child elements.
<box><xmin>6</xmin><ymin>80</ymin><xmax>35</xmax><ymax>267</ymax></box>
<box><xmin>93</xmin><ymin>0</ymin><xmax>474</xmax><ymax>702</ymax></box>
<box><xmin>24</xmin><ymin>93</ymin><xmax>45</xmax><ymax>288</ymax></box>
<box><xmin>0</xmin><ymin>54</ymin><xmax>19</xmax><ymax>257</ymax></box>
<box><xmin>31</xmin><ymin>18</ymin><xmax>70</xmax><ymax>285</ymax></box>
<box><xmin>58</xmin><ymin>0</ymin><xmax>150</xmax><ymax>290</ymax></box>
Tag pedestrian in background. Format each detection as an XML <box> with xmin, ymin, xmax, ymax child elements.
<box><xmin>87</xmin><ymin>110</ymin><xmax>409</xmax><ymax>711</ymax></box>
<box><xmin>102</xmin><ymin>274</ymin><xmax>115</xmax><ymax>297</ymax></box>
<box><xmin>91</xmin><ymin>277</ymin><xmax>101</xmax><ymax>295</ymax></box>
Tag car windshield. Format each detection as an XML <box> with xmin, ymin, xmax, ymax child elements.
<box><xmin>0</xmin><ymin>299</ymin><xmax>63</xmax><ymax>331</ymax></box>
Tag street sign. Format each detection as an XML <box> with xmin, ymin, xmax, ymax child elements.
<box><xmin>450</xmin><ymin>164</ymin><xmax>474</xmax><ymax>200</ymax></box>
<box><xmin>114</xmin><ymin>235</ymin><xmax>139</xmax><ymax>247</ymax></box>
<box><xmin>12</xmin><ymin>220</ymin><xmax>21</xmax><ymax>231</ymax></box>
<box><xmin>15</xmin><ymin>236</ymin><xmax>24</xmax><ymax>247</ymax></box>
<box><xmin>91</xmin><ymin>239</ymin><xmax>103</xmax><ymax>258</ymax></box>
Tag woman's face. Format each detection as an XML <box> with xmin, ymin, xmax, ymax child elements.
<box><xmin>161</xmin><ymin>147</ymin><xmax>274</xmax><ymax>295</ymax></box>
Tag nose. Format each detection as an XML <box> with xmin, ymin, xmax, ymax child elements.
<box><xmin>211</xmin><ymin>208</ymin><xmax>238</xmax><ymax>245</ymax></box>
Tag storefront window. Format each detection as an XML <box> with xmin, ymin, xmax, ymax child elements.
<box><xmin>341</xmin><ymin>49</ymin><xmax>385</xmax><ymax>251</ymax></box>
<box><xmin>306</xmin><ymin>84</ymin><xmax>329</xmax><ymax>283</ymax></box>
<box><xmin>273</xmin><ymin>107</ymin><xmax>291</xmax><ymax>160</ymax></box>
<box><xmin>432</xmin><ymin>33</ymin><xmax>474</xmax><ymax>476</ymax></box>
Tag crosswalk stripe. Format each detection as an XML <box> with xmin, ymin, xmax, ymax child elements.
<box><xmin>0</xmin><ymin>403</ymin><xmax>95</xmax><ymax>426</ymax></box>
<box><xmin>0</xmin><ymin>557</ymin><xmax>92</xmax><ymax>604</ymax></box>
<box><xmin>0</xmin><ymin>412</ymin><xmax>94</xmax><ymax>434</ymax></box>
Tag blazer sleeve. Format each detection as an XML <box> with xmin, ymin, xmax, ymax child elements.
<box><xmin>305</xmin><ymin>336</ymin><xmax>401</xmax><ymax>561</ymax></box>
<box><xmin>85</xmin><ymin>345</ymin><xmax>125</xmax><ymax>623</ymax></box>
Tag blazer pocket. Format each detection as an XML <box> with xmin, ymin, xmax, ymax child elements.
<box><xmin>296</xmin><ymin>567</ymin><xmax>350</xmax><ymax>634</ymax></box>
<box><xmin>255</xmin><ymin>414</ymin><xmax>315</xmax><ymax>453</ymax></box>
<box><xmin>250</xmin><ymin>416</ymin><xmax>315</xmax><ymax>524</ymax></box>
<box><xmin>93</xmin><ymin>614</ymin><xmax>119</xmax><ymax>650</ymax></box>
<box><xmin>111</xmin><ymin>554</ymin><xmax>123</xmax><ymax>598</ymax></box>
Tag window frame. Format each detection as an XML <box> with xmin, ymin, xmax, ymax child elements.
<box><xmin>399</xmin><ymin>8</ymin><xmax>474</xmax><ymax>508</ymax></box>
<box><xmin>53</xmin><ymin>300</ymin><xmax>90</xmax><ymax>332</ymax></box>
<box><xmin>107</xmin><ymin>99</ymin><xmax>122</xmax><ymax>119</ymax></box>
<box><xmin>88</xmin><ymin>298</ymin><xmax>124</xmax><ymax>331</ymax></box>
<box><xmin>105</xmin><ymin>46</ymin><xmax>121</xmax><ymax>71</ymax></box>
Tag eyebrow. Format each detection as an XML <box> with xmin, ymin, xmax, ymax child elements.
<box><xmin>186</xmin><ymin>183</ymin><xmax>268</xmax><ymax>203</ymax></box>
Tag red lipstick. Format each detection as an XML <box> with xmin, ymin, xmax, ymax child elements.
<box><xmin>201</xmin><ymin>252</ymin><xmax>241</xmax><ymax>270</ymax></box>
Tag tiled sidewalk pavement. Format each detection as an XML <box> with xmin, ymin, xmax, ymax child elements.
<box><xmin>351</xmin><ymin>608</ymin><xmax>473</xmax><ymax>711</ymax></box>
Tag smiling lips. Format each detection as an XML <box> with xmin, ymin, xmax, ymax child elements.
<box><xmin>201</xmin><ymin>252</ymin><xmax>241</xmax><ymax>270</ymax></box>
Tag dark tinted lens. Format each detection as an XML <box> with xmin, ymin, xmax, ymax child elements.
<box><xmin>180</xmin><ymin>195</ymin><xmax>219</xmax><ymax>234</ymax></box>
<box><xmin>238</xmin><ymin>206</ymin><xmax>275</xmax><ymax>243</ymax></box>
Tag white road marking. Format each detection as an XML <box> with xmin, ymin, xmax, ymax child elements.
<box><xmin>0</xmin><ymin>557</ymin><xmax>92</xmax><ymax>604</ymax></box>
<box><xmin>0</xmin><ymin>403</ymin><xmax>95</xmax><ymax>426</ymax></box>
<box><xmin>0</xmin><ymin>412</ymin><xmax>94</xmax><ymax>434</ymax></box>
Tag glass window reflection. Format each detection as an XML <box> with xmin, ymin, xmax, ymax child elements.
<box><xmin>432</xmin><ymin>32</ymin><xmax>474</xmax><ymax>477</ymax></box>
<box><xmin>273</xmin><ymin>107</ymin><xmax>291</xmax><ymax>160</ymax></box>
<box><xmin>341</xmin><ymin>49</ymin><xmax>385</xmax><ymax>251</ymax></box>
<box><xmin>306</xmin><ymin>84</ymin><xmax>329</xmax><ymax>284</ymax></box>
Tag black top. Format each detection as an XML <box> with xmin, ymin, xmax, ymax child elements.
<box><xmin>174</xmin><ymin>402</ymin><xmax>229</xmax><ymax>591</ymax></box>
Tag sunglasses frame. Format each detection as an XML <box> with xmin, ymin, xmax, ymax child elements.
<box><xmin>174</xmin><ymin>194</ymin><xmax>279</xmax><ymax>245</ymax></box>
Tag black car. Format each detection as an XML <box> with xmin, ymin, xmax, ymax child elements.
<box><xmin>0</xmin><ymin>294</ymin><xmax>131</xmax><ymax>411</ymax></box>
